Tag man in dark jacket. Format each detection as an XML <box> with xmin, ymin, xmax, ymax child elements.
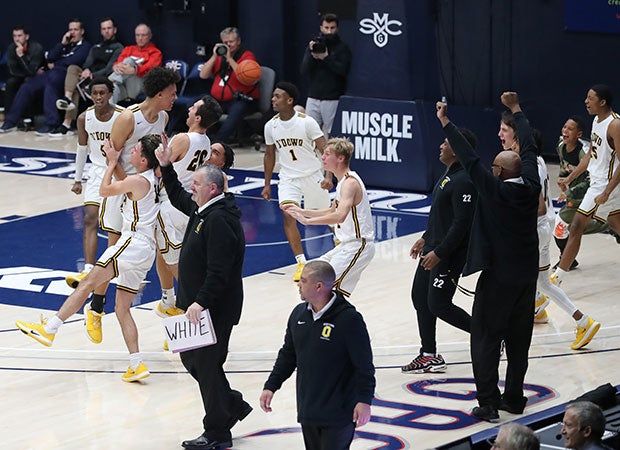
<box><xmin>3</xmin><ymin>25</ymin><xmax>44</xmax><ymax>115</ymax></box>
<box><xmin>300</xmin><ymin>12</ymin><xmax>352</xmax><ymax>135</ymax></box>
<box><xmin>1</xmin><ymin>18</ymin><xmax>91</xmax><ymax>134</ymax></box>
<box><xmin>156</xmin><ymin>142</ymin><xmax>251</xmax><ymax>450</ymax></box>
<box><xmin>260</xmin><ymin>260</ymin><xmax>375</xmax><ymax>450</ymax></box>
<box><xmin>436</xmin><ymin>92</ymin><xmax>540</xmax><ymax>423</ymax></box>
<box><xmin>402</xmin><ymin>130</ymin><xmax>477</xmax><ymax>374</ymax></box>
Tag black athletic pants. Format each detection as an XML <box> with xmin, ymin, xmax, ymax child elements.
<box><xmin>411</xmin><ymin>256</ymin><xmax>471</xmax><ymax>354</ymax></box>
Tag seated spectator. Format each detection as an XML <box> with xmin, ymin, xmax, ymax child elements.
<box><xmin>489</xmin><ymin>423</ymin><xmax>539</xmax><ymax>450</ymax></box>
<box><xmin>1</xmin><ymin>18</ymin><xmax>91</xmax><ymax>135</ymax></box>
<box><xmin>3</xmin><ymin>25</ymin><xmax>44</xmax><ymax>118</ymax></box>
<box><xmin>562</xmin><ymin>401</ymin><xmax>613</xmax><ymax>450</ymax></box>
<box><xmin>108</xmin><ymin>23</ymin><xmax>161</xmax><ymax>104</ymax></box>
<box><xmin>200</xmin><ymin>26</ymin><xmax>259</xmax><ymax>144</ymax></box>
<box><xmin>52</xmin><ymin>17</ymin><xmax>123</xmax><ymax>136</ymax></box>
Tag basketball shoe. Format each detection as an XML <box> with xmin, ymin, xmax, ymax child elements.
<box><xmin>15</xmin><ymin>315</ymin><xmax>55</xmax><ymax>347</ymax></box>
<box><xmin>534</xmin><ymin>294</ymin><xmax>550</xmax><ymax>324</ymax></box>
<box><xmin>66</xmin><ymin>269</ymin><xmax>90</xmax><ymax>289</ymax></box>
<box><xmin>401</xmin><ymin>353</ymin><xmax>447</xmax><ymax>373</ymax></box>
<box><xmin>155</xmin><ymin>301</ymin><xmax>184</xmax><ymax>318</ymax></box>
<box><xmin>571</xmin><ymin>318</ymin><xmax>600</xmax><ymax>350</ymax></box>
<box><xmin>293</xmin><ymin>262</ymin><xmax>304</xmax><ymax>282</ymax></box>
<box><xmin>84</xmin><ymin>303</ymin><xmax>104</xmax><ymax>344</ymax></box>
<box><xmin>121</xmin><ymin>363</ymin><xmax>150</xmax><ymax>382</ymax></box>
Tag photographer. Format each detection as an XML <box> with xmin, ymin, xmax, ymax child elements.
<box><xmin>300</xmin><ymin>13</ymin><xmax>352</xmax><ymax>136</ymax></box>
<box><xmin>200</xmin><ymin>27</ymin><xmax>260</xmax><ymax>144</ymax></box>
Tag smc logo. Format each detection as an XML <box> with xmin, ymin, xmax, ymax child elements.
<box><xmin>359</xmin><ymin>13</ymin><xmax>403</xmax><ymax>48</ymax></box>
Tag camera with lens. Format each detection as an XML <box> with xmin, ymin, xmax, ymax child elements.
<box><xmin>233</xmin><ymin>91</ymin><xmax>254</xmax><ymax>102</ymax></box>
<box><xmin>215</xmin><ymin>44</ymin><xmax>228</xmax><ymax>57</ymax></box>
<box><xmin>311</xmin><ymin>36</ymin><xmax>327</xmax><ymax>54</ymax></box>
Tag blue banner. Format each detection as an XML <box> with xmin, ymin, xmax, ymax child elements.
<box><xmin>564</xmin><ymin>0</ymin><xmax>620</xmax><ymax>34</ymax></box>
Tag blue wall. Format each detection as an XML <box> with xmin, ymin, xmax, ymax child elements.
<box><xmin>2</xmin><ymin>0</ymin><xmax>618</xmax><ymax>163</ymax></box>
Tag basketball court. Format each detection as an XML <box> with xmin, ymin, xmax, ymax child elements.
<box><xmin>1</xmin><ymin>131</ymin><xmax>619</xmax><ymax>449</ymax></box>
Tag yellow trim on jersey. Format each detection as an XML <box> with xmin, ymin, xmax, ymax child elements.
<box><xmin>98</xmin><ymin>198</ymin><xmax>121</xmax><ymax>234</ymax></box>
<box><xmin>279</xmin><ymin>200</ymin><xmax>300</xmax><ymax>207</ymax></box>
<box><xmin>576</xmin><ymin>204</ymin><xmax>597</xmax><ymax>218</ymax></box>
<box><xmin>130</xmin><ymin>200</ymin><xmax>139</xmax><ymax>231</ymax></box>
<box><xmin>607</xmin><ymin>150</ymin><xmax>616</xmax><ymax>180</ymax></box>
<box><xmin>84</xmin><ymin>201</ymin><xmax>100</xmax><ymax>208</ymax></box>
<box><xmin>538</xmin><ymin>264</ymin><xmax>551</xmax><ymax>272</ymax></box>
<box><xmin>129</xmin><ymin>105</ymin><xmax>141</xmax><ymax>113</ymax></box>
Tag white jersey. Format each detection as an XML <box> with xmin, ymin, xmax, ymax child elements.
<box><xmin>334</xmin><ymin>171</ymin><xmax>374</xmax><ymax>243</ymax></box>
<box><xmin>120</xmin><ymin>169</ymin><xmax>160</xmax><ymax>239</ymax></box>
<box><xmin>159</xmin><ymin>132</ymin><xmax>211</xmax><ymax>202</ymax></box>
<box><xmin>119</xmin><ymin>105</ymin><xmax>167</xmax><ymax>175</ymax></box>
<box><xmin>264</xmin><ymin>111</ymin><xmax>324</xmax><ymax>179</ymax></box>
<box><xmin>84</xmin><ymin>105</ymin><xmax>124</xmax><ymax>171</ymax></box>
<box><xmin>537</xmin><ymin>155</ymin><xmax>555</xmax><ymax>225</ymax></box>
<box><xmin>588</xmin><ymin>112</ymin><xmax>620</xmax><ymax>185</ymax></box>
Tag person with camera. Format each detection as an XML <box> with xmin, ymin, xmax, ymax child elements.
<box><xmin>200</xmin><ymin>26</ymin><xmax>260</xmax><ymax>144</ymax></box>
<box><xmin>300</xmin><ymin>12</ymin><xmax>352</xmax><ymax>136</ymax></box>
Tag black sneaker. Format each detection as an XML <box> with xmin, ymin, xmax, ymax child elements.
<box><xmin>552</xmin><ymin>259</ymin><xmax>579</xmax><ymax>271</ymax></box>
<box><xmin>0</xmin><ymin>121</ymin><xmax>17</xmax><ymax>133</ymax></box>
<box><xmin>471</xmin><ymin>405</ymin><xmax>499</xmax><ymax>423</ymax></box>
<box><xmin>498</xmin><ymin>396</ymin><xmax>526</xmax><ymax>414</ymax></box>
<box><xmin>56</xmin><ymin>96</ymin><xmax>76</xmax><ymax>111</ymax></box>
<box><xmin>49</xmin><ymin>125</ymin><xmax>76</xmax><ymax>137</ymax></box>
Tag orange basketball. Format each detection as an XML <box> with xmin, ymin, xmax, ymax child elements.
<box><xmin>235</xmin><ymin>60</ymin><xmax>262</xmax><ymax>86</ymax></box>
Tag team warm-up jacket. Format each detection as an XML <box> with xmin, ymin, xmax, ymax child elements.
<box><xmin>422</xmin><ymin>161</ymin><xmax>476</xmax><ymax>260</ymax></box>
<box><xmin>160</xmin><ymin>164</ymin><xmax>245</xmax><ymax>324</ymax></box>
<box><xmin>443</xmin><ymin>111</ymin><xmax>540</xmax><ymax>284</ymax></box>
<box><xmin>264</xmin><ymin>292</ymin><xmax>376</xmax><ymax>427</ymax></box>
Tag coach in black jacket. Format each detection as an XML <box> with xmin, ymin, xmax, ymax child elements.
<box><xmin>260</xmin><ymin>261</ymin><xmax>375</xmax><ymax>450</ymax></box>
<box><xmin>437</xmin><ymin>92</ymin><xmax>540</xmax><ymax>423</ymax></box>
<box><xmin>157</xmin><ymin>143</ymin><xmax>250</xmax><ymax>450</ymax></box>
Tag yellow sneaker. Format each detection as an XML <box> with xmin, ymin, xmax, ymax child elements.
<box><xmin>84</xmin><ymin>303</ymin><xmax>104</xmax><ymax>344</ymax></box>
<box><xmin>534</xmin><ymin>309</ymin><xmax>549</xmax><ymax>324</ymax></box>
<box><xmin>571</xmin><ymin>318</ymin><xmax>600</xmax><ymax>350</ymax></box>
<box><xmin>293</xmin><ymin>262</ymin><xmax>304</xmax><ymax>282</ymax></box>
<box><xmin>121</xmin><ymin>363</ymin><xmax>150</xmax><ymax>382</ymax></box>
<box><xmin>534</xmin><ymin>294</ymin><xmax>550</xmax><ymax>323</ymax></box>
<box><xmin>15</xmin><ymin>315</ymin><xmax>55</xmax><ymax>347</ymax></box>
<box><xmin>65</xmin><ymin>269</ymin><xmax>89</xmax><ymax>289</ymax></box>
<box><xmin>549</xmin><ymin>272</ymin><xmax>562</xmax><ymax>286</ymax></box>
<box><xmin>155</xmin><ymin>301</ymin><xmax>184</xmax><ymax>318</ymax></box>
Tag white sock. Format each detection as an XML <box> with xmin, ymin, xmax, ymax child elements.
<box><xmin>84</xmin><ymin>263</ymin><xmax>94</xmax><ymax>273</ymax></box>
<box><xmin>45</xmin><ymin>315</ymin><xmax>63</xmax><ymax>334</ymax></box>
<box><xmin>129</xmin><ymin>353</ymin><xmax>142</xmax><ymax>370</ymax></box>
<box><xmin>161</xmin><ymin>288</ymin><xmax>176</xmax><ymax>306</ymax></box>
<box><xmin>576</xmin><ymin>315</ymin><xmax>589</xmax><ymax>328</ymax></box>
<box><xmin>295</xmin><ymin>254</ymin><xmax>307</xmax><ymax>265</ymax></box>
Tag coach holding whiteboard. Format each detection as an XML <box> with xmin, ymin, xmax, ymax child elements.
<box><xmin>156</xmin><ymin>138</ymin><xmax>251</xmax><ymax>450</ymax></box>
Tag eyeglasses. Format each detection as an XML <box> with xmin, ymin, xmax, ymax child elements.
<box><xmin>486</xmin><ymin>437</ymin><xmax>501</xmax><ymax>448</ymax></box>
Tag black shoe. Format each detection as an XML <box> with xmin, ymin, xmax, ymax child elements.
<box><xmin>56</xmin><ymin>96</ymin><xmax>76</xmax><ymax>111</ymax></box>
<box><xmin>49</xmin><ymin>125</ymin><xmax>76</xmax><ymax>137</ymax></box>
<box><xmin>498</xmin><ymin>396</ymin><xmax>526</xmax><ymax>414</ymax></box>
<box><xmin>471</xmin><ymin>405</ymin><xmax>499</xmax><ymax>423</ymax></box>
<box><xmin>181</xmin><ymin>435</ymin><xmax>232</xmax><ymax>450</ymax></box>
<box><xmin>569</xmin><ymin>259</ymin><xmax>579</xmax><ymax>270</ymax></box>
<box><xmin>227</xmin><ymin>400</ymin><xmax>253</xmax><ymax>429</ymax></box>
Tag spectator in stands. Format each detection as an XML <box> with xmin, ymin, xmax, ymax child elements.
<box><xmin>489</xmin><ymin>423</ymin><xmax>539</xmax><ymax>450</ymax></box>
<box><xmin>52</xmin><ymin>17</ymin><xmax>123</xmax><ymax>136</ymax></box>
<box><xmin>108</xmin><ymin>23</ymin><xmax>161</xmax><ymax>104</ymax></box>
<box><xmin>1</xmin><ymin>18</ymin><xmax>91</xmax><ymax>135</ymax></box>
<box><xmin>200</xmin><ymin>26</ymin><xmax>259</xmax><ymax>144</ymax></box>
<box><xmin>300</xmin><ymin>12</ymin><xmax>352</xmax><ymax>136</ymax></box>
<box><xmin>2</xmin><ymin>25</ymin><xmax>44</xmax><ymax>118</ymax></box>
<box><xmin>562</xmin><ymin>401</ymin><xmax>613</xmax><ymax>450</ymax></box>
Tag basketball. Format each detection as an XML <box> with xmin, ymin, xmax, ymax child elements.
<box><xmin>235</xmin><ymin>60</ymin><xmax>262</xmax><ymax>86</ymax></box>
